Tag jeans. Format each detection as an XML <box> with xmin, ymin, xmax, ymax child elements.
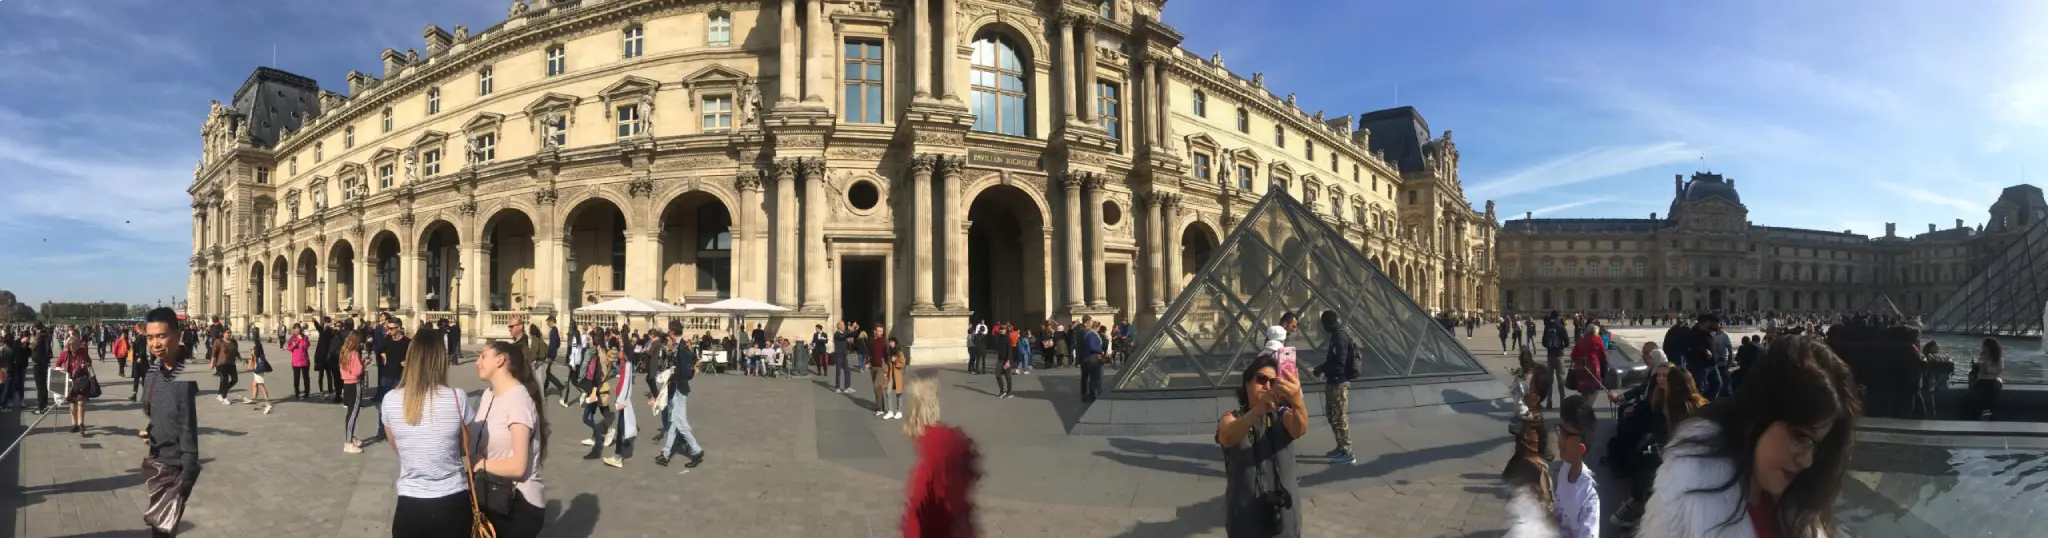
<box><xmin>662</xmin><ymin>394</ymin><xmax>703</xmax><ymax>458</ymax></box>
<box><xmin>1691</xmin><ymin>362</ymin><xmax>1725</xmax><ymax>401</ymax></box>
<box><xmin>4</xmin><ymin>363</ymin><xmax>25</xmax><ymax>407</ymax></box>
<box><xmin>995</xmin><ymin>362</ymin><xmax>1013</xmax><ymax>395</ymax></box>
<box><xmin>967</xmin><ymin>339</ymin><xmax>983</xmax><ymax>374</ymax></box>
<box><xmin>834</xmin><ymin>354</ymin><xmax>854</xmax><ymax>391</ymax></box>
<box><xmin>870</xmin><ymin>369</ymin><xmax>890</xmax><ymax>412</ymax></box>
<box><xmin>1080</xmin><ymin>355</ymin><xmax>1103</xmax><ymax>400</ymax></box>
<box><xmin>374</xmin><ymin>376</ymin><xmax>397</xmax><ymax>403</ymax></box>
<box><xmin>583</xmin><ymin>403</ymin><xmax>613</xmax><ymax>447</ymax></box>
<box><xmin>1544</xmin><ymin>349</ymin><xmax>1565</xmax><ymax>409</ymax></box>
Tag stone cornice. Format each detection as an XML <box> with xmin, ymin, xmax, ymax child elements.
<box><xmin>1160</xmin><ymin>54</ymin><xmax>1397</xmax><ymax>180</ymax></box>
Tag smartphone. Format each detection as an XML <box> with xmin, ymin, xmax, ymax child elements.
<box><xmin>1275</xmin><ymin>347</ymin><xmax>1298</xmax><ymax>379</ymax></box>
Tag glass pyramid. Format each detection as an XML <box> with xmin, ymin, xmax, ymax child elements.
<box><xmin>1925</xmin><ymin>216</ymin><xmax>2048</xmax><ymax>336</ymax></box>
<box><xmin>1112</xmin><ymin>185</ymin><xmax>1488</xmax><ymax>392</ymax></box>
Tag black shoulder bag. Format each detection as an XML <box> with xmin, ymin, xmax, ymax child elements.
<box><xmin>469</xmin><ymin>393</ymin><xmax>521</xmax><ymax>518</ymax></box>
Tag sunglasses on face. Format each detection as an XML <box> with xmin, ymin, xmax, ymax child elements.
<box><xmin>1250</xmin><ymin>374</ymin><xmax>1276</xmax><ymax>386</ymax></box>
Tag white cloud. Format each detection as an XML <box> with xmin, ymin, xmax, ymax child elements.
<box><xmin>1878</xmin><ymin>182</ymin><xmax>1983</xmax><ymax>214</ymax></box>
<box><xmin>1526</xmin><ymin>197</ymin><xmax>1616</xmax><ymax>218</ymax></box>
<box><xmin>1466</xmin><ymin>142</ymin><xmax>1699</xmax><ymax>200</ymax></box>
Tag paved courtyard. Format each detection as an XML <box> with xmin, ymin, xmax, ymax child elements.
<box><xmin>2</xmin><ymin>337</ymin><xmax>1525</xmax><ymax>538</ymax></box>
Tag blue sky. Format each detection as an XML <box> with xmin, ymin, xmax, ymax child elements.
<box><xmin>0</xmin><ymin>0</ymin><xmax>2040</xmax><ymax>306</ymax></box>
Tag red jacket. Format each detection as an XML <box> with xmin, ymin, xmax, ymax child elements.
<box><xmin>1569</xmin><ymin>332</ymin><xmax>1607</xmax><ymax>389</ymax></box>
<box><xmin>903</xmin><ymin>424</ymin><xmax>980</xmax><ymax>538</ymax></box>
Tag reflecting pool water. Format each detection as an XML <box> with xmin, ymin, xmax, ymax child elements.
<box><xmin>1838</xmin><ymin>442</ymin><xmax>2048</xmax><ymax>537</ymax></box>
<box><xmin>1922</xmin><ymin>333</ymin><xmax>2047</xmax><ymax>384</ymax></box>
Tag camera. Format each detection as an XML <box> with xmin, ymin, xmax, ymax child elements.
<box><xmin>1255</xmin><ymin>486</ymin><xmax>1294</xmax><ymax>535</ymax></box>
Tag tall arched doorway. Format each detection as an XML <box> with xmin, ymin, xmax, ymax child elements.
<box><xmin>482</xmin><ymin>209</ymin><xmax>537</xmax><ymax>311</ymax></box>
<box><xmin>271</xmin><ymin>255</ymin><xmax>288</xmax><ymax>317</ymax></box>
<box><xmin>565</xmin><ymin>198</ymin><xmax>628</xmax><ymax>310</ymax></box>
<box><xmin>1709</xmin><ymin>288</ymin><xmax>1724</xmax><ymax>311</ymax></box>
<box><xmin>420</xmin><ymin>221</ymin><xmax>460</xmax><ymax>312</ymax></box>
<box><xmin>1181</xmin><ymin>221</ymin><xmax>1219</xmax><ymax>289</ymax></box>
<box><xmin>967</xmin><ymin>184</ymin><xmax>1047</xmax><ymax>325</ymax></box>
<box><xmin>329</xmin><ymin>240</ymin><xmax>356</xmax><ymax>312</ymax></box>
<box><xmin>659</xmin><ymin>191</ymin><xmax>734</xmax><ymax>303</ymax></box>
<box><xmin>1667</xmin><ymin>288</ymin><xmax>1683</xmax><ymax>311</ymax></box>
<box><xmin>370</xmin><ymin>231</ymin><xmax>401</xmax><ymax>312</ymax></box>
<box><xmin>249</xmin><ymin>261</ymin><xmax>266</xmax><ymax>316</ymax></box>
<box><xmin>296</xmin><ymin>248</ymin><xmax>319</xmax><ymax>315</ymax></box>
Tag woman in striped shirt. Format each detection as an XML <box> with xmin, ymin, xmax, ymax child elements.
<box><xmin>378</xmin><ymin>324</ymin><xmax>473</xmax><ymax>537</ymax></box>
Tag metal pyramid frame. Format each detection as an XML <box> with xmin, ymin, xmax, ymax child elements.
<box><xmin>1856</xmin><ymin>291</ymin><xmax>1903</xmax><ymax>318</ymax></box>
<box><xmin>1925</xmin><ymin>214</ymin><xmax>2048</xmax><ymax>336</ymax></box>
<box><xmin>1112</xmin><ymin>186</ymin><xmax>1488</xmax><ymax>392</ymax></box>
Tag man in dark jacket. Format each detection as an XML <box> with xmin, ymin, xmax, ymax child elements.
<box><xmin>655</xmin><ymin>344</ymin><xmax>706</xmax><ymax>468</ymax></box>
<box><xmin>1313</xmin><ymin>310</ymin><xmax>1360</xmax><ymax>464</ymax></box>
<box><xmin>138</xmin><ymin>307</ymin><xmax>200</xmax><ymax>536</ymax></box>
<box><xmin>1539</xmin><ymin>311</ymin><xmax>1571</xmax><ymax>410</ymax></box>
<box><xmin>1078</xmin><ymin>321</ymin><xmax>1106</xmax><ymax>402</ymax></box>
<box><xmin>32</xmin><ymin>324</ymin><xmax>53</xmax><ymax>412</ymax></box>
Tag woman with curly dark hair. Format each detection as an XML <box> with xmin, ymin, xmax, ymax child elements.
<box><xmin>1641</xmin><ymin>335</ymin><xmax>1860</xmax><ymax>538</ymax></box>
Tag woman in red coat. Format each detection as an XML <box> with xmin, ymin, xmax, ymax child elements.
<box><xmin>1568</xmin><ymin>324</ymin><xmax>1610</xmax><ymax>400</ymax></box>
<box><xmin>901</xmin><ymin>370</ymin><xmax>981</xmax><ymax>538</ymax></box>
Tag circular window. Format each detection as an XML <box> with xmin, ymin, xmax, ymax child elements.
<box><xmin>847</xmin><ymin>181</ymin><xmax>880</xmax><ymax>211</ymax></box>
<box><xmin>1102</xmin><ymin>200</ymin><xmax>1123</xmax><ymax>227</ymax></box>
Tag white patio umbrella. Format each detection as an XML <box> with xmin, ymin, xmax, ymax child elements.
<box><xmin>687</xmin><ymin>298</ymin><xmax>790</xmax><ymax>345</ymax></box>
<box><xmin>574</xmin><ymin>296</ymin><xmax>689</xmax><ymax>314</ymax></box>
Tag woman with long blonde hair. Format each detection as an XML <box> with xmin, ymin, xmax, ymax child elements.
<box><xmin>377</xmin><ymin>324</ymin><xmax>473</xmax><ymax>536</ymax></box>
<box><xmin>900</xmin><ymin>370</ymin><xmax>981</xmax><ymax>537</ymax></box>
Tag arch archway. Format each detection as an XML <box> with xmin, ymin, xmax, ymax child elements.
<box><xmin>1564</xmin><ymin>288</ymin><xmax>1578</xmax><ymax>311</ymax></box>
<box><xmin>659</xmin><ymin>191</ymin><xmax>733</xmax><ymax>302</ymax></box>
<box><xmin>1540</xmin><ymin>288</ymin><xmax>1554</xmax><ymax>310</ymax></box>
<box><xmin>1746</xmin><ymin>289</ymin><xmax>1759</xmax><ymax>311</ymax></box>
<box><xmin>1181</xmin><ymin>221</ymin><xmax>1220</xmax><ymax>289</ymax></box>
<box><xmin>329</xmin><ymin>240</ymin><xmax>357</xmax><ymax>312</ymax></box>
<box><xmin>1667</xmin><ymin>287</ymin><xmax>1683</xmax><ymax>311</ymax></box>
<box><xmin>271</xmin><ymin>255</ymin><xmax>289</xmax><ymax>317</ymax></box>
<box><xmin>419</xmin><ymin>220</ymin><xmax>461</xmax><ymax>312</ymax></box>
<box><xmin>369</xmin><ymin>231</ymin><xmax>402</xmax><ymax>311</ymax></box>
<box><xmin>296</xmin><ymin>248</ymin><xmax>319</xmax><ymax>315</ymax></box>
<box><xmin>565</xmin><ymin>198</ymin><xmax>628</xmax><ymax>309</ymax></box>
<box><xmin>483</xmin><ymin>209</ymin><xmax>537</xmax><ymax>311</ymax></box>
<box><xmin>249</xmin><ymin>261</ymin><xmax>267</xmax><ymax>316</ymax></box>
<box><xmin>1709</xmin><ymin>288</ymin><xmax>1724</xmax><ymax>311</ymax></box>
<box><xmin>1587</xmin><ymin>287</ymin><xmax>1601</xmax><ymax>310</ymax></box>
<box><xmin>968</xmin><ymin>184</ymin><xmax>1048</xmax><ymax>325</ymax></box>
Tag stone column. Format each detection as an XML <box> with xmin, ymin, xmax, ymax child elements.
<box><xmin>354</xmin><ymin>254</ymin><xmax>374</xmax><ymax>316</ymax></box>
<box><xmin>774</xmin><ymin>159</ymin><xmax>799</xmax><ymax>307</ymax></box>
<box><xmin>778</xmin><ymin>0</ymin><xmax>799</xmax><ymax>104</ymax></box>
<box><xmin>539</xmin><ymin>233</ymin><xmax>569</xmax><ymax>314</ymax></box>
<box><xmin>462</xmin><ymin>243</ymin><xmax>486</xmax><ymax>313</ymax></box>
<box><xmin>1056</xmin><ymin>16</ymin><xmax>1078</xmax><ymax>125</ymax></box>
<box><xmin>1078</xmin><ymin>19</ymin><xmax>1098</xmax><ymax>123</ymax></box>
<box><xmin>1155</xmin><ymin>60</ymin><xmax>1175</xmax><ymax>150</ymax></box>
<box><xmin>804</xmin><ymin>0</ymin><xmax>828</xmax><ymax>106</ymax></box>
<box><xmin>734</xmin><ymin>171</ymin><xmax>766</xmax><ymax>301</ymax></box>
<box><xmin>1143</xmin><ymin>193</ymin><xmax>1165</xmax><ymax>312</ymax></box>
<box><xmin>1133</xmin><ymin>59</ymin><xmax>1152</xmax><ymax>149</ymax></box>
<box><xmin>939</xmin><ymin>157</ymin><xmax>968</xmax><ymax>310</ymax></box>
<box><xmin>318</xmin><ymin>260</ymin><xmax>334</xmax><ymax>314</ymax></box>
<box><xmin>939</xmin><ymin>0</ymin><xmax>962</xmax><ymax>103</ymax></box>
<box><xmin>1163</xmin><ymin>195</ymin><xmax>1183</xmax><ymax>301</ymax></box>
<box><xmin>1060</xmin><ymin>173</ymin><xmax>1085</xmax><ymax>310</ymax></box>
<box><xmin>403</xmin><ymin>248</ymin><xmax>424</xmax><ymax>314</ymax></box>
<box><xmin>625</xmin><ymin>229</ymin><xmax>659</xmax><ymax>300</ymax></box>
<box><xmin>909</xmin><ymin>156</ymin><xmax>937</xmax><ymax>310</ymax></box>
<box><xmin>912</xmin><ymin>0</ymin><xmax>933</xmax><ymax>101</ymax></box>
<box><xmin>286</xmin><ymin>260</ymin><xmax>302</xmax><ymax>318</ymax></box>
<box><xmin>801</xmin><ymin>159</ymin><xmax>829</xmax><ymax>312</ymax></box>
<box><xmin>1083</xmin><ymin>173</ymin><xmax>1108</xmax><ymax>308</ymax></box>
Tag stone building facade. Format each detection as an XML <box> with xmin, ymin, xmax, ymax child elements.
<box><xmin>1499</xmin><ymin>173</ymin><xmax>2046</xmax><ymax>317</ymax></box>
<box><xmin>186</xmin><ymin>0</ymin><xmax>1498</xmax><ymax>362</ymax></box>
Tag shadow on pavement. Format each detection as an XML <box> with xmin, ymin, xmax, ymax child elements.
<box><xmin>1108</xmin><ymin>494</ymin><xmax>1226</xmax><ymax>538</ymax></box>
<box><xmin>1093</xmin><ymin>438</ymin><xmax>1225</xmax><ymax>479</ymax></box>
<box><xmin>544</xmin><ymin>492</ymin><xmax>601</xmax><ymax>537</ymax></box>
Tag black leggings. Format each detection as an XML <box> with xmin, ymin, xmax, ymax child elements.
<box><xmin>996</xmin><ymin>364</ymin><xmax>1013</xmax><ymax>394</ymax></box>
<box><xmin>391</xmin><ymin>492</ymin><xmax>474</xmax><ymax>538</ymax></box>
<box><xmin>342</xmin><ymin>383</ymin><xmax>362</xmax><ymax>442</ymax></box>
<box><xmin>292</xmin><ymin>366</ymin><xmax>311</xmax><ymax>397</ymax></box>
<box><xmin>484</xmin><ymin>492</ymin><xmax>547</xmax><ymax>538</ymax></box>
<box><xmin>216</xmin><ymin>369</ymin><xmax>238</xmax><ymax>399</ymax></box>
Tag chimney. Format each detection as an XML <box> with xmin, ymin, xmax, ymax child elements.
<box><xmin>346</xmin><ymin>70</ymin><xmax>370</xmax><ymax>95</ymax></box>
<box><xmin>1652</xmin><ymin>212</ymin><xmax>1659</xmax><ymax>220</ymax></box>
<box><xmin>1675</xmin><ymin>174</ymin><xmax>1684</xmax><ymax>196</ymax></box>
<box><xmin>1885</xmin><ymin>223</ymin><xmax>1896</xmax><ymax>237</ymax></box>
<box><xmin>1728</xmin><ymin>179</ymin><xmax>1735</xmax><ymax>188</ymax></box>
<box><xmin>423</xmin><ymin>25</ymin><xmax>453</xmax><ymax>57</ymax></box>
<box><xmin>1956</xmin><ymin>218</ymin><xmax>1965</xmax><ymax>230</ymax></box>
<box><xmin>1524</xmin><ymin>211</ymin><xmax>1533</xmax><ymax>220</ymax></box>
<box><xmin>381</xmin><ymin>48</ymin><xmax>405</xmax><ymax>79</ymax></box>
<box><xmin>1929</xmin><ymin>223</ymin><xmax>1936</xmax><ymax>234</ymax></box>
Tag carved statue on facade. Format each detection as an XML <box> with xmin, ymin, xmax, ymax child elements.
<box><xmin>540</xmin><ymin>110</ymin><xmax>566</xmax><ymax>148</ymax></box>
<box><xmin>635</xmin><ymin>95</ymin><xmax>655</xmax><ymax>137</ymax></box>
<box><xmin>1211</xmin><ymin>51</ymin><xmax>1224</xmax><ymax>68</ymax></box>
<box><xmin>403</xmin><ymin>148</ymin><xmax>420</xmax><ymax>183</ymax></box>
<box><xmin>463</xmin><ymin>134</ymin><xmax>480</xmax><ymax>164</ymax></box>
<box><xmin>453</xmin><ymin>25</ymin><xmax>469</xmax><ymax>40</ymax></box>
<box><xmin>1286</xmin><ymin>93</ymin><xmax>1296</xmax><ymax>108</ymax></box>
<box><xmin>509</xmin><ymin>1</ymin><xmax>529</xmax><ymax>17</ymax></box>
<box><xmin>1252</xmin><ymin>72</ymin><xmax>1264</xmax><ymax>87</ymax></box>
<box><xmin>405</xmin><ymin>49</ymin><xmax>420</xmax><ymax>63</ymax></box>
<box><xmin>740</xmin><ymin>77</ymin><xmax>762</xmax><ymax>128</ymax></box>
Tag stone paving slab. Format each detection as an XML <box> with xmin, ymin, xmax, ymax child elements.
<box><xmin>3</xmin><ymin>341</ymin><xmax>1518</xmax><ymax>537</ymax></box>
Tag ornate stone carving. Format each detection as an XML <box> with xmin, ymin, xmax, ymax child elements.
<box><xmin>1070</xmin><ymin>151</ymin><xmax>1105</xmax><ymax>165</ymax></box>
<box><xmin>534</xmin><ymin>187</ymin><xmax>559</xmax><ymax>205</ymax></box>
<box><xmin>828</xmin><ymin>147</ymin><xmax>887</xmax><ymax>160</ymax></box>
<box><xmin>914</xmin><ymin>132</ymin><xmax>964</xmax><ymax>146</ymax></box>
<box><xmin>776</xmin><ymin>134</ymin><xmax>823</xmax><ymax>148</ymax></box>
<box><xmin>800</xmin><ymin>158</ymin><xmax>827</xmax><ymax>180</ymax></box>
<box><xmin>1081</xmin><ymin>173</ymin><xmax>1108</xmax><ymax>192</ymax></box>
<box><xmin>453</xmin><ymin>25</ymin><xmax>469</xmax><ymax>40</ymax></box>
<box><xmin>936</xmin><ymin>155</ymin><xmax>964</xmax><ymax>178</ymax></box>
<box><xmin>397</xmin><ymin>211</ymin><xmax>416</xmax><ymax>227</ymax></box>
<box><xmin>509</xmin><ymin>0</ymin><xmax>530</xmax><ymax>17</ymax></box>
<box><xmin>908</xmin><ymin>155</ymin><xmax>937</xmax><ymax>175</ymax></box>
<box><xmin>459</xmin><ymin>199</ymin><xmax>478</xmax><ymax>217</ymax></box>
<box><xmin>628</xmin><ymin>177</ymin><xmax>654</xmax><ymax>198</ymax></box>
<box><xmin>1161</xmin><ymin>193</ymin><xmax>1185</xmax><ymax>216</ymax></box>
<box><xmin>734</xmin><ymin>170</ymin><xmax>764</xmax><ymax>192</ymax></box>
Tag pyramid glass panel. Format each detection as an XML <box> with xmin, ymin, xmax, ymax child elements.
<box><xmin>1113</xmin><ymin>187</ymin><xmax>1489</xmax><ymax>392</ymax></box>
<box><xmin>1926</xmin><ymin>216</ymin><xmax>2048</xmax><ymax>337</ymax></box>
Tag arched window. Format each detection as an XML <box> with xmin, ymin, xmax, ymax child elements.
<box><xmin>697</xmin><ymin>204</ymin><xmax>733</xmax><ymax>295</ymax></box>
<box><xmin>970</xmin><ymin>33</ymin><xmax>1029</xmax><ymax>137</ymax></box>
<box><xmin>1191</xmin><ymin>90</ymin><xmax>1206</xmax><ymax>117</ymax></box>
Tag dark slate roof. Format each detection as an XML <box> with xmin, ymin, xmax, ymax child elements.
<box><xmin>1359</xmin><ymin>106</ymin><xmax>1431</xmax><ymax>174</ymax></box>
<box><xmin>1912</xmin><ymin>227</ymin><xmax>1975</xmax><ymax>241</ymax></box>
<box><xmin>229</xmin><ymin>67</ymin><xmax>321</xmax><ymax>149</ymax></box>
<box><xmin>1503</xmin><ymin>218</ymin><xmax>1663</xmax><ymax>233</ymax></box>
<box><xmin>1681</xmin><ymin>172</ymin><xmax>1742</xmax><ymax>205</ymax></box>
<box><xmin>1756</xmin><ymin>225</ymin><xmax>1868</xmax><ymax>239</ymax></box>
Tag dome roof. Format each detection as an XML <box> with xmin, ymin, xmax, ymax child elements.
<box><xmin>1682</xmin><ymin>173</ymin><xmax>1741</xmax><ymax>205</ymax></box>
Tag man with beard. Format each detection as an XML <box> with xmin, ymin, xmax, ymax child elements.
<box><xmin>138</xmin><ymin>307</ymin><xmax>200</xmax><ymax>537</ymax></box>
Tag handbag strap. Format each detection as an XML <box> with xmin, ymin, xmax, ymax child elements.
<box><xmin>455</xmin><ymin>392</ymin><xmax>497</xmax><ymax>536</ymax></box>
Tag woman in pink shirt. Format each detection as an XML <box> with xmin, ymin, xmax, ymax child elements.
<box><xmin>339</xmin><ymin>331</ymin><xmax>367</xmax><ymax>454</ymax></box>
<box><xmin>288</xmin><ymin>325</ymin><xmax>311</xmax><ymax>400</ymax></box>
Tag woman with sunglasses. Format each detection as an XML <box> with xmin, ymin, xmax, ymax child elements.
<box><xmin>1640</xmin><ymin>335</ymin><xmax>1859</xmax><ymax>538</ymax></box>
<box><xmin>1215</xmin><ymin>354</ymin><xmax>1307</xmax><ymax>537</ymax></box>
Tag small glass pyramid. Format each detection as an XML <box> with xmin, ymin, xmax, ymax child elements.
<box><xmin>1925</xmin><ymin>216</ymin><xmax>2048</xmax><ymax>336</ymax></box>
<box><xmin>1112</xmin><ymin>185</ymin><xmax>1489</xmax><ymax>391</ymax></box>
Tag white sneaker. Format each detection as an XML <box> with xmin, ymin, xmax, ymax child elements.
<box><xmin>581</xmin><ymin>438</ymin><xmax>597</xmax><ymax>446</ymax></box>
<box><xmin>874</xmin><ymin>409</ymin><xmax>886</xmax><ymax>417</ymax></box>
<box><xmin>239</xmin><ymin>398</ymin><xmax>255</xmax><ymax>404</ymax></box>
<box><xmin>217</xmin><ymin>396</ymin><xmax>229</xmax><ymax>405</ymax></box>
<box><xmin>263</xmin><ymin>404</ymin><xmax>273</xmax><ymax>414</ymax></box>
<box><xmin>888</xmin><ymin>411</ymin><xmax>902</xmax><ymax>420</ymax></box>
<box><xmin>604</xmin><ymin>432</ymin><xmax>617</xmax><ymax>447</ymax></box>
